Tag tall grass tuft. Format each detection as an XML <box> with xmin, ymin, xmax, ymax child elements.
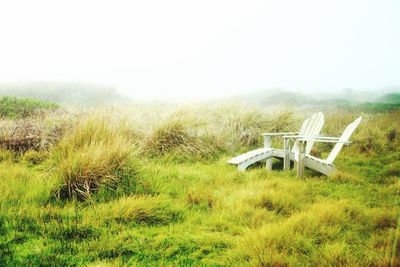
<box><xmin>211</xmin><ymin>107</ymin><xmax>297</xmax><ymax>152</ymax></box>
<box><xmin>145</xmin><ymin>114</ymin><xmax>213</xmax><ymax>160</ymax></box>
<box><xmin>50</xmin><ymin>115</ymin><xmax>138</xmax><ymax>200</ymax></box>
<box><xmin>235</xmin><ymin>200</ymin><xmax>373</xmax><ymax>266</ymax></box>
<box><xmin>86</xmin><ymin>195</ymin><xmax>183</xmax><ymax>226</ymax></box>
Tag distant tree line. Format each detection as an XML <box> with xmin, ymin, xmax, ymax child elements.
<box><xmin>0</xmin><ymin>82</ymin><xmax>126</xmax><ymax>105</ymax></box>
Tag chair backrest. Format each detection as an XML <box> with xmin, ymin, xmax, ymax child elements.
<box><xmin>326</xmin><ymin>116</ymin><xmax>362</xmax><ymax>164</ymax></box>
<box><xmin>292</xmin><ymin>112</ymin><xmax>324</xmax><ymax>154</ymax></box>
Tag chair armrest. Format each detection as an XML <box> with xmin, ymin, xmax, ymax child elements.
<box><xmin>261</xmin><ymin>132</ymin><xmax>298</xmax><ymax>137</ymax></box>
<box><xmin>300</xmin><ymin>138</ymin><xmax>351</xmax><ymax>144</ymax></box>
<box><xmin>283</xmin><ymin>135</ymin><xmax>351</xmax><ymax>144</ymax></box>
<box><xmin>263</xmin><ymin>132</ymin><xmax>298</xmax><ymax>149</ymax></box>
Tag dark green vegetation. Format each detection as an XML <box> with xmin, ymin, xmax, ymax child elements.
<box><xmin>0</xmin><ymin>101</ymin><xmax>399</xmax><ymax>266</ymax></box>
<box><xmin>338</xmin><ymin>92</ymin><xmax>400</xmax><ymax>113</ymax></box>
<box><xmin>229</xmin><ymin>88</ymin><xmax>400</xmax><ymax>112</ymax></box>
<box><xmin>0</xmin><ymin>96</ymin><xmax>59</xmax><ymax>119</ymax></box>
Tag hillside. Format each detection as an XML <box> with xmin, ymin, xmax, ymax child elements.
<box><xmin>223</xmin><ymin>88</ymin><xmax>400</xmax><ymax>110</ymax></box>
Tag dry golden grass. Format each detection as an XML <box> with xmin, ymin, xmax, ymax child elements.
<box><xmin>50</xmin><ymin>115</ymin><xmax>138</xmax><ymax>200</ymax></box>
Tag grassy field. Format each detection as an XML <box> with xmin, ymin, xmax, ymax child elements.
<box><xmin>0</xmin><ymin>98</ymin><xmax>399</xmax><ymax>266</ymax></box>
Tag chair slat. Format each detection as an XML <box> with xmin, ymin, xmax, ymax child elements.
<box><xmin>326</xmin><ymin>117</ymin><xmax>362</xmax><ymax>164</ymax></box>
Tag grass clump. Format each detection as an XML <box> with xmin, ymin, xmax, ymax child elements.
<box><xmin>186</xmin><ymin>188</ymin><xmax>215</xmax><ymax>210</ymax></box>
<box><xmin>145</xmin><ymin>116</ymin><xmax>213</xmax><ymax>161</ymax></box>
<box><xmin>0</xmin><ymin>96</ymin><xmax>59</xmax><ymax>119</ymax></box>
<box><xmin>253</xmin><ymin>190</ymin><xmax>301</xmax><ymax>216</ymax></box>
<box><xmin>0</xmin><ymin>162</ymin><xmax>53</xmax><ymax>205</ymax></box>
<box><xmin>146</xmin><ymin>120</ymin><xmax>194</xmax><ymax>155</ymax></box>
<box><xmin>203</xmin><ymin>107</ymin><xmax>297</xmax><ymax>155</ymax></box>
<box><xmin>327</xmin><ymin>171</ymin><xmax>363</xmax><ymax>184</ymax></box>
<box><xmin>21</xmin><ymin>150</ymin><xmax>49</xmax><ymax>166</ymax></box>
<box><xmin>236</xmin><ymin>200</ymin><xmax>374</xmax><ymax>266</ymax></box>
<box><xmin>218</xmin><ymin>107</ymin><xmax>269</xmax><ymax>147</ymax></box>
<box><xmin>50</xmin><ymin>116</ymin><xmax>139</xmax><ymax>200</ymax></box>
<box><xmin>87</xmin><ymin>195</ymin><xmax>183</xmax><ymax>226</ymax></box>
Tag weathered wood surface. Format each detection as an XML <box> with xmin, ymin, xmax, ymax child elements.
<box><xmin>227</xmin><ymin>148</ymin><xmax>273</xmax><ymax>171</ymax></box>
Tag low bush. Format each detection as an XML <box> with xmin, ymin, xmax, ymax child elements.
<box><xmin>0</xmin><ymin>96</ymin><xmax>59</xmax><ymax>119</ymax></box>
<box><xmin>0</xmin><ymin>120</ymin><xmax>65</xmax><ymax>153</ymax></box>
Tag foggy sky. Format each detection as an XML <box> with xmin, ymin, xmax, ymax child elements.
<box><xmin>0</xmin><ymin>0</ymin><xmax>399</xmax><ymax>101</ymax></box>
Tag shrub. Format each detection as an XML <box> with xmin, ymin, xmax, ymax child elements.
<box><xmin>0</xmin><ymin>96</ymin><xmax>58</xmax><ymax>119</ymax></box>
<box><xmin>50</xmin><ymin>116</ymin><xmax>138</xmax><ymax>200</ymax></box>
<box><xmin>0</xmin><ymin>120</ymin><xmax>65</xmax><ymax>153</ymax></box>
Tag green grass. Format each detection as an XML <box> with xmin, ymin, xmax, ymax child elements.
<box><xmin>0</xmin><ymin>106</ymin><xmax>399</xmax><ymax>266</ymax></box>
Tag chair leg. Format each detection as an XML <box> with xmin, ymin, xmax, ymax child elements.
<box><xmin>266</xmin><ymin>158</ymin><xmax>272</xmax><ymax>171</ymax></box>
<box><xmin>297</xmin><ymin>140</ymin><xmax>306</xmax><ymax>178</ymax></box>
<box><xmin>264</xmin><ymin>136</ymin><xmax>272</xmax><ymax>171</ymax></box>
<box><xmin>238</xmin><ymin>163</ymin><xmax>247</xmax><ymax>171</ymax></box>
<box><xmin>283</xmin><ymin>138</ymin><xmax>290</xmax><ymax>171</ymax></box>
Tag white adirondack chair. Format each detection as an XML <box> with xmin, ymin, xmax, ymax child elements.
<box><xmin>284</xmin><ymin>116</ymin><xmax>362</xmax><ymax>177</ymax></box>
<box><xmin>270</xmin><ymin>112</ymin><xmax>324</xmax><ymax>171</ymax></box>
<box><xmin>227</xmin><ymin>112</ymin><xmax>324</xmax><ymax>171</ymax></box>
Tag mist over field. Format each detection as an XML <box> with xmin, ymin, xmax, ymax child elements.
<box><xmin>1</xmin><ymin>0</ymin><xmax>399</xmax><ymax>102</ymax></box>
<box><xmin>0</xmin><ymin>81</ymin><xmax>398</xmax><ymax>109</ymax></box>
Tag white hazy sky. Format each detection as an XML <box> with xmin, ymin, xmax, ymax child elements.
<box><xmin>0</xmin><ymin>0</ymin><xmax>399</xmax><ymax>101</ymax></box>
